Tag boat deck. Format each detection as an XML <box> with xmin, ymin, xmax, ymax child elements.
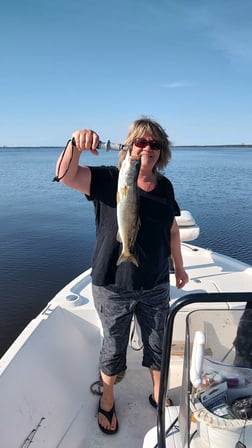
<box><xmin>1</xmin><ymin>243</ymin><xmax>252</xmax><ymax>447</ymax></box>
<box><xmin>83</xmin><ymin>347</ymin><xmax>163</xmax><ymax>448</ymax></box>
<box><xmin>69</xmin><ymin>347</ymin><xmax>195</xmax><ymax>448</ymax></box>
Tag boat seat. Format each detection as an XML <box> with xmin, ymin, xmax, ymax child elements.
<box><xmin>176</xmin><ymin>210</ymin><xmax>200</xmax><ymax>242</ymax></box>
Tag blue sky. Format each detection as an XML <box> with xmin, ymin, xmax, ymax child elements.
<box><xmin>1</xmin><ymin>0</ymin><xmax>252</xmax><ymax>146</ymax></box>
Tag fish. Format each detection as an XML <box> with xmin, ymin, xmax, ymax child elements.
<box><xmin>116</xmin><ymin>150</ymin><xmax>140</xmax><ymax>267</ymax></box>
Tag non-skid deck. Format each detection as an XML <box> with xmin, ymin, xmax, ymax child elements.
<box><xmin>83</xmin><ymin>347</ymin><xmax>162</xmax><ymax>448</ymax></box>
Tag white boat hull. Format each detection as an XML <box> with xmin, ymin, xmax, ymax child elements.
<box><xmin>1</xmin><ymin>239</ymin><xmax>252</xmax><ymax>447</ymax></box>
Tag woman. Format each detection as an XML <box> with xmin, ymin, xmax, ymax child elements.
<box><xmin>55</xmin><ymin>117</ymin><xmax>189</xmax><ymax>434</ymax></box>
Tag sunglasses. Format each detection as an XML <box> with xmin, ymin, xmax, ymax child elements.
<box><xmin>133</xmin><ymin>138</ymin><xmax>162</xmax><ymax>151</ymax></box>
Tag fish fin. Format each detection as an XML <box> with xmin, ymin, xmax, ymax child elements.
<box><xmin>117</xmin><ymin>186</ymin><xmax>128</xmax><ymax>201</ymax></box>
<box><xmin>116</xmin><ymin>252</ymin><xmax>139</xmax><ymax>267</ymax></box>
<box><xmin>116</xmin><ymin>230</ymin><xmax>122</xmax><ymax>242</ymax></box>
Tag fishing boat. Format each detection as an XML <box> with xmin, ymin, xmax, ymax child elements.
<box><xmin>1</xmin><ymin>211</ymin><xmax>252</xmax><ymax>448</ymax></box>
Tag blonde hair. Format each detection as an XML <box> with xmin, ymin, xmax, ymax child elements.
<box><xmin>118</xmin><ymin>117</ymin><xmax>172</xmax><ymax>172</ymax></box>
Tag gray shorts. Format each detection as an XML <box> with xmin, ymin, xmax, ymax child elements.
<box><xmin>92</xmin><ymin>283</ymin><xmax>170</xmax><ymax>376</ymax></box>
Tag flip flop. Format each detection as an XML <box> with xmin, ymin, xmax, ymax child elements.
<box><xmin>149</xmin><ymin>394</ymin><xmax>173</xmax><ymax>409</ymax></box>
<box><xmin>98</xmin><ymin>400</ymin><xmax>119</xmax><ymax>435</ymax></box>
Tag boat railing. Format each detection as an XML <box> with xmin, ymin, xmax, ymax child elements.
<box><xmin>157</xmin><ymin>291</ymin><xmax>252</xmax><ymax>448</ymax></box>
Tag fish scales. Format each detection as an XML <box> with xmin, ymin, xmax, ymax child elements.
<box><xmin>116</xmin><ymin>151</ymin><xmax>140</xmax><ymax>266</ymax></box>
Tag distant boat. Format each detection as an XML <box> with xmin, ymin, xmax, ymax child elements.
<box><xmin>1</xmin><ymin>211</ymin><xmax>252</xmax><ymax>447</ymax></box>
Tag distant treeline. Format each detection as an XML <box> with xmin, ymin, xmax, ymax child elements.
<box><xmin>173</xmin><ymin>144</ymin><xmax>252</xmax><ymax>148</ymax></box>
<box><xmin>1</xmin><ymin>144</ymin><xmax>252</xmax><ymax>149</ymax></box>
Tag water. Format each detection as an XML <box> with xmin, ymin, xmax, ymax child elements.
<box><xmin>0</xmin><ymin>146</ymin><xmax>252</xmax><ymax>357</ymax></box>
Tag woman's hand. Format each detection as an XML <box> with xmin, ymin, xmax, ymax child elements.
<box><xmin>174</xmin><ymin>267</ymin><xmax>189</xmax><ymax>289</ymax></box>
<box><xmin>72</xmin><ymin>129</ymin><xmax>100</xmax><ymax>156</ymax></box>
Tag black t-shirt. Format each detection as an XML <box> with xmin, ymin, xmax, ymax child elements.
<box><xmin>86</xmin><ymin>165</ymin><xmax>180</xmax><ymax>290</ymax></box>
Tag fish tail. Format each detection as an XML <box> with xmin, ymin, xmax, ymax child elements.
<box><xmin>116</xmin><ymin>252</ymin><xmax>139</xmax><ymax>267</ymax></box>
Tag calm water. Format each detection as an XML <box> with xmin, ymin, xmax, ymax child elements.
<box><xmin>0</xmin><ymin>146</ymin><xmax>252</xmax><ymax>357</ymax></box>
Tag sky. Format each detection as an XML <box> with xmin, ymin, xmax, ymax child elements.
<box><xmin>1</xmin><ymin>0</ymin><xmax>252</xmax><ymax>146</ymax></box>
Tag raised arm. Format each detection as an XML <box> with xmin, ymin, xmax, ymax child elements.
<box><xmin>55</xmin><ymin>129</ymin><xmax>100</xmax><ymax>195</ymax></box>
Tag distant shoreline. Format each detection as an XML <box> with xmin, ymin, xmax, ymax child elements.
<box><xmin>173</xmin><ymin>144</ymin><xmax>252</xmax><ymax>148</ymax></box>
<box><xmin>1</xmin><ymin>144</ymin><xmax>252</xmax><ymax>149</ymax></box>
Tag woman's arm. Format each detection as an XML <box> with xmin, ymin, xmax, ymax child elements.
<box><xmin>55</xmin><ymin>129</ymin><xmax>99</xmax><ymax>195</ymax></box>
<box><xmin>170</xmin><ymin>218</ymin><xmax>189</xmax><ymax>289</ymax></box>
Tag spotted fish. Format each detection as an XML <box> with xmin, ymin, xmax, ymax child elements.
<box><xmin>116</xmin><ymin>151</ymin><xmax>140</xmax><ymax>266</ymax></box>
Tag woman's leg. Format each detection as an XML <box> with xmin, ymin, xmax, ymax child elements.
<box><xmin>92</xmin><ymin>285</ymin><xmax>136</xmax><ymax>430</ymax></box>
<box><xmin>149</xmin><ymin>368</ymin><xmax>161</xmax><ymax>404</ymax></box>
<box><xmin>135</xmin><ymin>284</ymin><xmax>170</xmax><ymax>405</ymax></box>
<box><xmin>99</xmin><ymin>372</ymin><xmax>117</xmax><ymax>431</ymax></box>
